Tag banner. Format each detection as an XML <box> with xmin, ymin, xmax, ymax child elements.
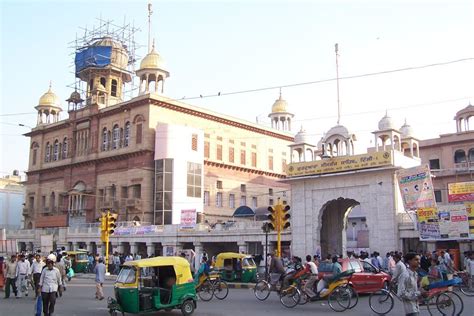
<box><xmin>417</xmin><ymin>205</ymin><xmax>470</xmax><ymax>241</ymax></box>
<box><xmin>438</xmin><ymin>205</ymin><xmax>470</xmax><ymax>239</ymax></box>
<box><xmin>180</xmin><ymin>209</ymin><xmax>197</xmax><ymax>230</ymax></box>
<box><xmin>113</xmin><ymin>225</ymin><xmax>161</xmax><ymax>236</ymax></box>
<box><xmin>417</xmin><ymin>208</ymin><xmax>440</xmax><ymax>240</ymax></box>
<box><xmin>396</xmin><ymin>164</ymin><xmax>436</xmax><ymax>210</ymax></box>
<box><xmin>286</xmin><ymin>151</ymin><xmax>392</xmax><ymax>177</ymax></box>
<box><xmin>465</xmin><ymin>202</ymin><xmax>474</xmax><ymax>239</ymax></box>
<box><xmin>448</xmin><ymin>181</ymin><xmax>474</xmax><ymax>202</ymax></box>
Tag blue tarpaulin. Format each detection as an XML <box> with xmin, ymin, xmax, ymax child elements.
<box><xmin>233</xmin><ymin>206</ymin><xmax>255</xmax><ymax>217</ymax></box>
<box><xmin>75</xmin><ymin>46</ymin><xmax>112</xmax><ymax>74</ymax></box>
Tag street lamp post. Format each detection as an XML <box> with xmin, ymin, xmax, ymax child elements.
<box><xmin>261</xmin><ymin>222</ymin><xmax>271</xmax><ymax>277</ymax></box>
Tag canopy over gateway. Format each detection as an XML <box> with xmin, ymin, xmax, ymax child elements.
<box><xmin>232</xmin><ymin>206</ymin><xmax>255</xmax><ymax>217</ymax></box>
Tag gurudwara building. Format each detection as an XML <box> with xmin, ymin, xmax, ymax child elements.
<box><xmin>12</xmin><ymin>20</ymin><xmax>294</xmax><ymax>257</ymax></box>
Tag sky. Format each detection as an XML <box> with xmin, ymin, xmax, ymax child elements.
<box><xmin>1</xmin><ymin>0</ymin><xmax>473</xmax><ymax>177</ymax></box>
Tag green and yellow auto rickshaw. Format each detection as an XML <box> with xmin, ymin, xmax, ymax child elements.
<box><xmin>214</xmin><ymin>252</ymin><xmax>257</xmax><ymax>283</ymax></box>
<box><xmin>107</xmin><ymin>256</ymin><xmax>197</xmax><ymax>316</ymax></box>
<box><xmin>66</xmin><ymin>250</ymin><xmax>89</xmax><ymax>273</ymax></box>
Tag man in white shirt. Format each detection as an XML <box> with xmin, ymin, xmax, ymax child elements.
<box><xmin>16</xmin><ymin>254</ymin><xmax>31</xmax><ymax>298</ymax></box>
<box><xmin>467</xmin><ymin>252</ymin><xmax>474</xmax><ymax>291</ymax></box>
<box><xmin>39</xmin><ymin>254</ymin><xmax>62</xmax><ymax>316</ymax></box>
<box><xmin>392</xmin><ymin>253</ymin><xmax>407</xmax><ymax>285</ymax></box>
<box><xmin>397</xmin><ymin>252</ymin><xmax>422</xmax><ymax>316</ymax></box>
<box><xmin>304</xmin><ymin>255</ymin><xmax>318</xmax><ymax>298</ymax></box>
<box><xmin>30</xmin><ymin>254</ymin><xmax>45</xmax><ymax>298</ymax></box>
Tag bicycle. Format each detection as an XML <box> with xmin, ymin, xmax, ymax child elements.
<box><xmin>254</xmin><ymin>272</ymin><xmax>301</xmax><ymax>308</ymax></box>
<box><xmin>195</xmin><ymin>274</ymin><xmax>214</xmax><ymax>301</ymax></box>
<box><xmin>208</xmin><ymin>271</ymin><xmax>229</xmax><ymax>300</ymax></box>
<box><xmin>369</xmin><ymin>279</ymin><xmax>464</xmax><ymax>316</ymax></box>
<box><xmin>454</xmin><ymin>271</ymin><xmax>474</xmax><ymax>297</ymax></box>
<box><xmin>296</xmin><ymin>275</ymin><xmax>359</xmax><ymax>310</ymax></box>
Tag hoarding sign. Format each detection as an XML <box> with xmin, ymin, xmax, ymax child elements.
<box><xmin>396</xmin><ymin>164</ymin><xmax>436</xmax><ymax>210</ymax></box>
<box><xmin>180</xmin><ymin>209</ymin><xmax>197</xmax><ymax>230</ymax></box>
<box><xmin>448</xmin><ymin>181</ymin><xmax>474</xmax><ymax>202</ymax></box>
<box><xmin>465</xmin><ymin>202</ymin><xmax>474</xmax><ymax>239</ymax></box>
<box><xmin>417</xmin><ymin>208</ymin><xmax>440</xmax><ymax>240</ymax></box>
<box><xmin>417</xmin><ymin>205</ymin><xmax>470</xmax><ymax>241</ymax></box>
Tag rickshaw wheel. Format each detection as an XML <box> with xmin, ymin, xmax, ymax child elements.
<box><xmin>197</xmin><ymin>279</ymin><xmax>214</xmax><ymax>301</ymax></box>
<box><xmin>181</xmin><ymin>299</ymin><xmax>195</xmax><ymax>316</ymax></box>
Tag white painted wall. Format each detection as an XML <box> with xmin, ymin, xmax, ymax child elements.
<box><xmin>155</xmin><ymin>123</ymin><xmax>204</xmax><ymax>225</ymax></box>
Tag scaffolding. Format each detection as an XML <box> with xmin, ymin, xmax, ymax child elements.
<box><xmin>67</xmin><ymin>16</ymin><xmax>143</xmax><ymax>109</ymax></box>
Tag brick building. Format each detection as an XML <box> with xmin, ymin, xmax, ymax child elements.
<box><xmin>23</xmin><ymin>33</ymin><xmax>294</xmax><ymax>231</ymax></box>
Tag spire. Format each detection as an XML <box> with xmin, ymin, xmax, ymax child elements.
<box><xmin>147</xmin><ymin>2</ymin><xmax>153</xmax><ymax>53</ymax></box>
<box><xmin>279</xmin><ymin>87</ymin><xmax>282</xmax><ymax>100</ymax></box>
<box><xmin>335</xmin><ymin>43</ymin><xmax>341</xmax><ymax>125</ymax></box>
<box><xmin>49</xmin><ymin>80</ymin><xmax>52</xmax><ymax>91</ymax></box>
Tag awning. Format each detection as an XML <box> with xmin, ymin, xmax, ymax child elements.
<box><xmin>232</xmin><ymin>206</ymin><xmax>255</xmax><ymax>217</ymax></box>
<box><xmin>254</xmin><ymin>207</ymin><xmax>269</xmax><ymax>221</ymax></box>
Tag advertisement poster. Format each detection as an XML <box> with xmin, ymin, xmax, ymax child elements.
<box><xmin>465</xmin><ymin>203</ymin><xmax>474</xmax><ymax>239</ymax></box>
<box><xmin>417</xmin><ymin>208</ymin><xmax>440</xmax><ymax>240</ymax></box>
<box><xmin>180</xmin><ymin>209</ymin><xmax>197</xmax><ymax>230</ymax></box>
<box><xmin>448</xmin><ymin>181</ymin><xmax>474</xmax><ymax>202</ymax></box>
<box><xmin>396</xmin><ymin>164</ymin><xmax>436</xmax><ymax>210</ymax></box>
<box><xmin>438</xmin><ymin>205</ymin><xmax>470</xmax><ymax>239</ymax></box>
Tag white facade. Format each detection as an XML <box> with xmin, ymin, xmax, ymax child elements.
<box><xmin>154</xmin><ymin>123</ymin><xmax>204</xmax><ymax>224</ymax></box>
<box><xmin>288</xmin><ymin>150</ymin><xmax>421</xmax><ymax>258</ymax></box>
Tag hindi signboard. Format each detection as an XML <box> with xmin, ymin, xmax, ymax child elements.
<box><xmin>448</xmin><ymin>181</ymin><xmax>474</xmax><ymax>202</ymax></box>
<box><xmin>396</xmin><ymin>164</ymin><xmax>436</xmax><ymax>210</ymax></box>
<box><xmin>466</xmin><ymin>203</ymin><xmax>474</xmax><ymax>239</ymax></box>
<box><xmin>286</xmin><ymin>151</ymin><xmax>392</xmax><ymax>177</ymax></box>
<box><xmin>417</xmin><ymin>208</ymin><xmax>440</xmax><ymax>240</ymax></box>
<box><xmin>180</xmin><ymin>209</ymin><xmax>197</xmax><ymax>230</ymax></box>
<box><xmin>417</xmin><ymin>205</ymin><xmax>470</xmax><ymax>241</ymax></box>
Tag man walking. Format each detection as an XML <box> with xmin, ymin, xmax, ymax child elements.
<box><xmin>16</xmin><ymin>254</ymin><xmax>31</xmax><ymax>297</ymax></box>
<box><xmin>94</xmin><ymin>258</ymin><xmax>106</xmax><ymax>300</ymax></box>
<box><xmin>304</xmin><ymin>255</ymin><xmax>318</xmax><ymax>299</ymax></box>
<box><xmin>38</xmin><ymin>254</ymin><xmax>62</xmax><ymax>316</ymax></box>
<box><xmin>4</xmin><ymin>254</ymin><xmax>18</xmax><ymax>298</ymax></box>
<box><xmin>30</xmin><ymin>254</ymin><xmax>45</xmax><ymax>297</ymax></box>
<box><xmin>398</xmin><ymin>252</ymin><xmax>422</xmax><ymax>316</ymax></box>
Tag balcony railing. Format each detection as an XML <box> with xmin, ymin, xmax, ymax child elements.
<box><xmin>454</xmin><ymin>161</ymin><xmax>474</xmax><ymax>172</ymax></box>
<box><xmin>126</xmin><ymin>198</ymin><xmax>142</xmax><ymax>208</ymax></box>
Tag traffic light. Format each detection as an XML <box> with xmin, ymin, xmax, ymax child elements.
<box><xmin>280</xmin><ymin>205</ymin><xmax>291</xmax><ymax>230</ymax></box>
<box><xmin>106</xmin><ymin>211</ymin><xmax>118</xmax><ymax>235</ymax></box>
<box><xmin>267</xmin><ymin>206</ymin><xmax>279</xmax><ymax>231</ymax></box>
<box><xmin>100</xmin><ymin>213</ymin><xmax>107</xmax><ymax>242</ymax></box>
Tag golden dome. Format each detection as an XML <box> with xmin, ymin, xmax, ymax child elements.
<box><xmin>271</xmin><ymin>95</ymin><xmax>289</xmax><ymax>113</ymax></box>
<box><xmin>38</xmin><ymin>85</ymin><xmax>61</xmax><ymax>108</ymax></box>
<box><xmin>140</xmin><ymin>47</ymin><xmax>165</xmax><ymax>70</ymax></box>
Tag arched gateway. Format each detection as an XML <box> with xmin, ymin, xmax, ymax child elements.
<box><xmin>319</xmin><ymin>197</ymin><xmax>360</xmax><ymax>257</ymax></box>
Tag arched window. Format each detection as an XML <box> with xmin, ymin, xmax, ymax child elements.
<box><xmin>113</xmin><ymin>124</ymin><xmax>120</xmax><ymax>149</ymax></box>
<box><xmin>31</xmin><ymin>142</ymin><xmax>39</xmax><ymax>166</ymax></box>
<box><xmin>45</xmin><ymin>142</ymin><xmax>51</xmax><ymax>162</ymax></box>
<box><xmin>468</xmin><ymin>148</ymin><xmax>474</xmax><ymax>162</ymax></box>
<box><xmin>102</xmin><ymin>128</ymin><xmax>108</xmax><ymax>151</ymax></box>
<box><xmin>100</xmin><ymin>77</ymin><xmax>106</xmax><ymax>87</ymax></box>
<box><xmin>124</xmin><ymin>122</ymin><xmax>130</xmax><ymax>147</ymax></box>
<box><xmin>454</xmin><ymin>149</ymin><xmax>467</xmax><ymax>163</ymax></box>
<box><xmin>53</xmin><ymin>140</ymin><xmax>59</xmax><ymax>161</ymax></box>
<box><xmin>119</xmin><ymin>127</ymin><xmax>123</xmax><ymax>147</ymax></box>
<box><xmin>62</xmin><ymin>137</ymin><xmax>68</xmax><ymax>159</ymax></box>
<box><xmin>111</xmin><ymin>79</ymin><xmax>118</xmax><ymax>97</ymax></box>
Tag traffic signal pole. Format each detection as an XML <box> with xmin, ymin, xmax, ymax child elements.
<box><xmin>104</xmin><ymin>213</ymin><xmax>110</xmax><ymax>275</ymax></box>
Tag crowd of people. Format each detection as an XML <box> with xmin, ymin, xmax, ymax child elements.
<box><xmin>262</xmin><ymin>249</ymin><xmax>474</xmax><ymax>316</ymax></box>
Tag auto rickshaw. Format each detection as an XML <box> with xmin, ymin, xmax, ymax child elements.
<box><xmin>214</xmin><ymin>252</ymin><xmax>257</xmax><ymax>283</ymax></box>
<box><xmin>65</xmin><ymin>250</ymin><xmax>88</xmax><ymax>273</ymax></box>
<box><xmin>107</xmin><ymin>256</ymin><xmax>197</xmax><ymax>316</ymax></box>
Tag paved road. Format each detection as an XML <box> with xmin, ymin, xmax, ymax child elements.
<box><xmin>0</xmin><ymin>278</ymin><xmax>471</xmax><ymax>315</ymax></box>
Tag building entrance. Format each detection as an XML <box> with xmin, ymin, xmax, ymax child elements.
<box><xmin>319</xmin><ymin>197</ymin><xmax>360</xmax><ymax>258</ymax></box>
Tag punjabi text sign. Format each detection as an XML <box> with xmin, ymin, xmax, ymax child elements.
<box><xmin>396</xmin><ymin>164</ymin><xmax>436</xmax><ymax>210</ymax></box>
<box><xmin>286</xmin><ymin>151</ymin><xmax>392</xmax><ymax>177</ymax></box>
<box><xmin>448</xmin><ymin>181</ymin><xmax>474</xmax><ymax>202</ymax></box>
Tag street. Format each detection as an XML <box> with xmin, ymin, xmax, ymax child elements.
<box><xmin>0</xmin><ymin>278</ymin><xmax>472</xmax><ymax>316</ymax></box>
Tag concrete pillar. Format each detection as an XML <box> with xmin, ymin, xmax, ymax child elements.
<box><xmin>194</xmin><ymin>242</ymin><xmax>203</xmax><ymax>272</ymax></box>
<box><xmin>146</xmin><ymin>242</ymin><xmax>155</xmax><ymax>257</ymax></box>
<box><xmin>130</xmin><ymin>242</ymin><xmax>138</xmax><ymax>256</ymax></box>
<box><xmin>238</xmin><ymin>242</ymin><xmax>247</xmax><ymax>254</ymax></box>
<box><xmin>117</xmin><ymin>242</ymin><xmax>124</xmax><ymax>255</ymax></box>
